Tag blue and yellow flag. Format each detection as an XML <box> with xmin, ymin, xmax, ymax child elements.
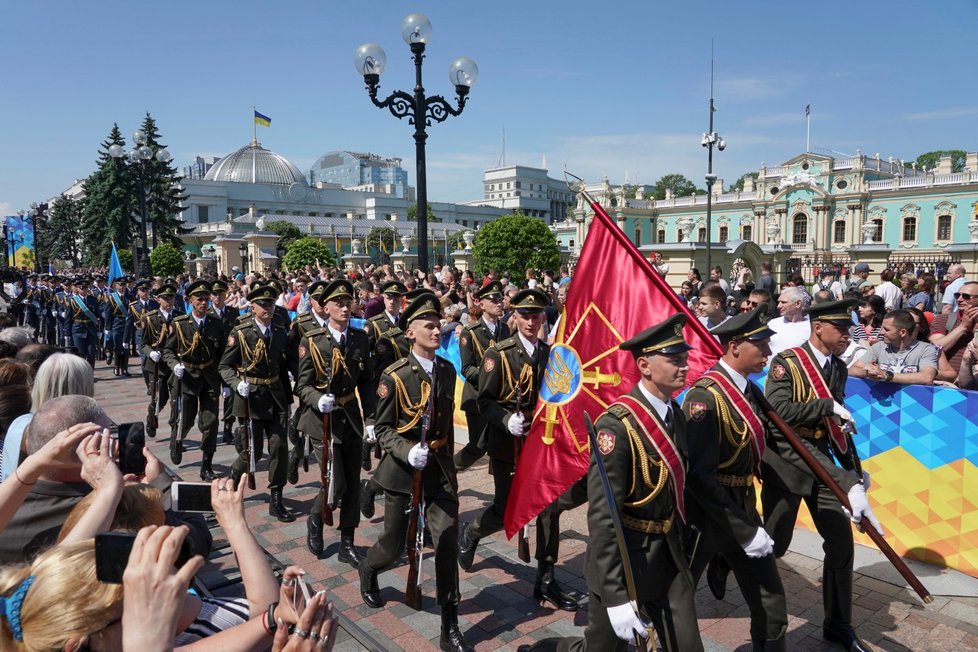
<box><xmin>254</xmin><ymin>110</ymin><xmax>271</xmax><ymax>127</ymax></box>
<box><xmin>108</xmin><ymin>243</ymin><xmax>124</xmax><ymax>285</ymax></box>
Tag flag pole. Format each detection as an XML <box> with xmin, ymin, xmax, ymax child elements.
<box><xmin>252</xmin><ymin>105</ymin><xmax>257</xmax><ymax>146</ymax></box>
<box><xmin>806</xmin><ymin>105</ymin><xmax>811</xmax><ymax>153</ymax></box>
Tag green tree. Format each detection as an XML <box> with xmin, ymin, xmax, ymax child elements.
<box><xmin>651</xmin><ymin>173</ymin><xmax>703</xmax><ymax>200</ymax></box>
<box><xmin>282</xmin><ymin>236</ymin><xmax>336</xmax><ymax>271</ymax></box>
<box><xmin>117</xmin><ymin>248</ymin><xmax>134</xmax><ymax>273</ymax></box>
<box><xmin>728</xmin><ymin>172</ymin><xmax>759</xmax><ymax>192</ymax></box>
<box><xmin>265</xmin><ymin>220</ymin><xmax>303</xmax><ymax>251</ymax></box>
<box><xmin>138</xmin><ymin>113</ymin><xmax>191</xmax><ymax>246</ymax></box>
<box><xmin>365</xmin><ymin>226</ymin><xmax>397</xmax><ymax>264</ymax></box>
<box><xmin>473</xmin><ymin>212</ymin><xmax>560</xmax><ymax>275</ymax></box>
<box><xmin>621</xmin><ymin>184</ymin><xmax>637</xmax><ymax>199</ymax></box>
<box><xmin>150</xmin><ymin>243</ymin><xmax>185</xmax><ymax>277</ymax></box>
<box><xmin>41</xmin><ymin>196</ymin><xmax>83</xmax><ymax>267</ymax></box>
<box><xmin>914</xmin><ymin>150</ymin><xmax>967</xmax><ymax>173</ymax></box>
<box><xmin>406</xmin><ymin>203</ymin><xmax>441</xmax><ymax>223</ymax></box>
<box><xmin>81</xmin><ymin>124</ymin><xmax>136</xmax><ymax>266</ymax></box>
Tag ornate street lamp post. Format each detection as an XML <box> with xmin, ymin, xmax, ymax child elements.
<box><xmin>355</xmin><ymin>13</ymin><xmax>478</xmax><ymax>272</ymax></box>
<box><xmin>701</xmin><ymin>75</ymin><xmax>725</xmax><ymax>274</ymax></box>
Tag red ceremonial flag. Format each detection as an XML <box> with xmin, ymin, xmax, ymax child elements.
<box><xmin>503</xmin><ymin>195</ymin><xmax>724</xmax><ymax>538</ymax></box>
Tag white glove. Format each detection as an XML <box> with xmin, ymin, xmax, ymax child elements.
<box><xmin>844</xmin><ymin>482</ymin><xmax>883</xmax><ymax>534</ymax></box>
<box><xmin>507</xmin><ymin>412</ymin><xmax>526</xmax><ymax>436</ymax></box>
<box><xmin>832</xmin><ymin>401</ymin><xmax>852</xmax><ymax>423</ymax></box>
<box><xmin>104</xmin><ymin>330</ymin><xmax>110</xmax><ymax>337</ymax></box>
<box><xmin>407</xmin><ymin>443</ymin><xmax>429</xmax><ymax>470</ymax></box>
<box><xmin>606</xmin><ymin>602</ymin><xmax>648</xmax><ymax>642</ymax></box>
<box><xmin>861</xmin><ymin>470</ymin><xmax>871</xmax><ymax>490</ymax></box>
<box><xmin>236</xmin><ymin>380</ymin><xmax>250</xmax><ymax>397</ymax></box>
<box><xmin>173</xmin><ymin>363</ymin><xmax>185</xmax><ymax>379</ymax></box>
<box><xmin>317</xmin><ymin>393</ymin><xmax>336</xmax><ymax>413</ymax></box>
<box><xmin>59</xmin><ymin>311</ymin><xmax>66</xmax><ymax>319</ymax></box>
<box><xmin>741</xmin><ymin>527</ymin><xmax>775</xmax><ymax>558</ymax></box>
<box><xmin>365</xmin><ymin>425</ymin><xmax>377</xmax><ymax>444</ymax></box>
<box><xmin>222</xmin><ymin>386</ymin><xmax>231</xmax><ymax>399</ymax></box>
<box><xmin>149</xmin><ymin>350</ymin><xmax>161</xmax><ymax>363</ymax></box>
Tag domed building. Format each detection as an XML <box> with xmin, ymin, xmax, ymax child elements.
<box><xmin>203</xmin><ymin>141</ymin><xmax>308</xmax><ymax>186</ymax></box>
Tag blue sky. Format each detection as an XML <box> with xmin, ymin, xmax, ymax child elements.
<box><xmin>2</xmin><ymin>0</ymin><xmax>977</xmax><ymax>216</ymax></box>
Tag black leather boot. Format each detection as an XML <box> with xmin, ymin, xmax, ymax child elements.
<box><xmin>457</xmin><ymin>522</ymin><xmax>480</xmax><ymax>571</ymax></box>
<box><xmin>268</xmin><ymin>489</ymin><xmax>295</xmax><ymax>523</ymax></box>
<box><xmin>307</xmin><ymin>514</ymin><xmax>324</xmax><ymax>556</ymax></box>
<box><xmin>439</xmin><ymin>604</ymin><xmax>474</xmax><ymax>652</ymax></box>
<box><xmin>287</xmin><ymin>446</ymin><xmax>301</xmax><ymax>485</ymax></box>
<box><xmin>169</xmin><ymin>432</ymin><xmax>183</xmax><ymax>465</ymax></box>
<box><xmin>359</xmin><ymin>479</ymin><xmax>376</xmax><ymax>519</ymax></box>
<box><xmin>823</xmin><ymin>624</ymin><xmax>868</xmax><ymax>652</ymax></box>
<box><xmin>222</xmin><ymin>421</ymin><xmax>234</xmax><ymax>445</ymax></box>
<box><xmin>199</xmin><ymin>452</ymin><xmax>217</xmax><ymax>482</ymax></box>
<box><xmin>361</xmin><ymin>442</ymin><xmax>372</xmax><ymax>472</ymax></box>
<box><xmin>534</xmin><ymin>562</ymin><xmax>580</xmax><ymax>612</ymax></box>
<box><xmin>337</xmin><ymin>529</ymin><xmax>363</xmax><ymax>569</ymax></box>
<box><xmin>707</xmin><ymin>554</ymin><xmax>730</xmax><ymax>600</ymax></box>
<box><xmin>359</xmin><ymin>562</ymin><xmax>384</xmax><ymax>608</ymax></box>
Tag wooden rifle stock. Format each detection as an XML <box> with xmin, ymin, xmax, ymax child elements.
<box><xmin>241</xmin><ymin>376</ymin><xmax>256</xmax><ymax>490</ymax></box>
<box><xmin>514</xmin><ymin>377</ymin><xmax>532</xmax><ymax>563</ymax></box>
<box><xmin>171</xmin><ymin>356</ymin><xmax>183</xmax><ymax>444</ymax></box>
<box><xmin>147</xmin><ymin>362</ymin><xmax>160</xmax><ymax>431</ymax></box>
<box><xmin>321</xmin><ymin>412</ymin><xmax>334</xmax><ymax>526</ymax></box>
<box><xmin>406</xmin><ymin>367</ymin><xmax>436</xmax><ymax>610</ymax></box>
<box><xmin>748</xmin><ymin>383</ymin><xmax>933</xmax><ymax>604</ymax></box>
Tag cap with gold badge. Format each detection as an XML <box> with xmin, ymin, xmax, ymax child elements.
<box><xmin>185</xmin><ymin>279</ymin><xmax>212</xmax><ymax>297</ymax></box>
<box><xmin>246</xmin><ymin>284</ymin><xmax>278</xmax><ymax>303</ymax></box>
<box><xmin>320</xmin><ymin>279</ymin><xmax>355</xmax><ymax>303</ymax></box>
<box><xmin>804</xmin><ymin>299</ymin><xmax>857</xmax><ymax>328</ymax></box>
<box><xmin>380</xmin><ymin>280</ymin><xmax>408</xmax><ymax>296</ymax></box>
<box><xmin>511</xmin><ymin>288</ymin><xmax>549</xmax><ymax>314</ymax></box>
<box><xmin>398</xmin><ymin>293</ymin><xmax>442</xmax><ymax>330</ymax></box>
<box><xmin>475</xmin><ymin>280</ymin><xmax>503</xmax><ymax>301</ymax></box>
<box><xmin>619</xmin><ymin>313</ymin><xmax>693</xmax><ymax>357</ymax></box>
<box><xmin>709</xmin><ymin>304</ymin><xmax>776</xmax><ymax>341</ymax></box>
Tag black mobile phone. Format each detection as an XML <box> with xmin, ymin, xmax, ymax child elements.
<box><xmin>95</xmin><ymin>532</ymin><xmax>136</xmax><ymax>583</ymax></box>
<box><xmin>114</xmin><ymin>422</ymin><xmax>146</xmax><ymax>476</ymax></box>
<box><xmin>170</xmin><ymin>482</ymin><xmax>214</xmax><ymax>513</ymax></box>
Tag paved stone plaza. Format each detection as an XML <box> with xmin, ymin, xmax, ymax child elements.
<box><xmin>94</xmin><ymin>365</ymin><xmax>978</xmax><ymax>651</ymax></box>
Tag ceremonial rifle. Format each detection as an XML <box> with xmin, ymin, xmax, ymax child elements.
<box><xmin>321</xmin><ymin>348</ymin><xmax>335</xmax><ymax>526</ymax></box>
<box><xmin>239</xmin><ymin>371</ymin><xmax>257</xmax><ymax>490</ymax></box>
<box><xmin>147</xmin><ymin>358</ymin><xmax>160</xmax><ymax>433</ymax></box>
<box><xmin>514</xmin><ymin>370</ymin><xmax>532</xmax><ymax>563</ymax></box>
<box><xmin>584</xmin><ymin>412</ymin><xmax>650</xmax><ymax>652</ymax></box>
<box><xmin>406</xmin><ymin>364</ymin><xmax>436</xmax><ymax>610</ymax></box>
<box><xmin>171</xmin><ymin>353</ymin><xmax>184</xmax><ymax>447</ymax></box>
<box><xmin>748</xmin><ymin>383</ymin><xmax>933</xmax><ymax>604</ymax></box>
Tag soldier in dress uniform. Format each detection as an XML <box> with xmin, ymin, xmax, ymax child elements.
<box><xmin>682</xmin><ymin>305</ymin><xmax>788</xmax><ymax>651</ymax></box>
<box><xmin>66</xmin><ymin>277</ymin><xmax>100</xmax><ymax>367</ymax></box>
<box><xmin>91</xmin><ymin>275</ymin><xmax>109</xmax><ymax>361</ymax></box>
<box><xmin>38</xmin><ymin>275</ymin><xmax>57</xmax><ymax>345</ymax></box>
<box><xmin>763</xmin><ymin>300</ymin><xmax>881</xmax><ymax>652</ymax></box>
<box><xmin>24</xmin><ymin>274</ymin><xmax>39</xmax><ymax>334</ymax></box>
<box><xmin>454</xmin><ymin>280</ymin><xmax>510</xmax><ymax>470</ymax></box>
<box><xmin>295</xmin><ymin>280</ymin><xmax>374</xmax><ymax>564</ymax></box>
<box><xmin>54</xmin><ymin>277</ymin><xmax>71</xmax><ymax>349</ymax></box>
<box><xmin>220</xmin><ymin>283</ymin><xmax>295</xmax><ymax>522</ymax></box>
<box><xmin>363</xmin><ymin>280</ymin><xmax>408</xmax><ymax>469</ymax></box>
<box><xmin>458</xmin><ymin>288</ymin><xmax>581</xmax><ymax>612</ymax></box>
<box><xmin>141</xmin><ymin>283</ymin><xmax>177</xmax><ymax>438</ymax></box>
<box><xmin>528</xmin><ymin>314</ymin><xmax>703</xmax><ymax>652</ymax></box>
<box><xmin>104</xmin><ymin>276</ymin><xmax>132</xmax><ymax>376</ymax></box>
<box><xmin>163</xmin><ymin>279</ymin><xmax>225</xmax><ymax>474</ymax></box>
<box><xmin>286</xmin><ymin>279</ymin><xmax>330</xmax><ymax>484</ymax></box>
<box><xmin>358</xmin><ymin>293</ymin><xmax>474</xmax><ymax>652</ymax></box>
<box><xmin>209</xmin><ymin>279</ymin><xmax>240</xmax><ymax>445</ymax></box>
<box><xmin>129</xmin><ymin>279</ymin><xmax>158</xmax><ymax>386</ymax></box>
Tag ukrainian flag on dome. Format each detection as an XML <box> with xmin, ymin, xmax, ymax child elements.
<box><xmin>254</xmin><ymin>110</ymin><xmax>271</xmax><ymax>127</ymax></box>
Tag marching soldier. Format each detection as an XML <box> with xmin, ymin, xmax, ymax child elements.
<box><xmin>104</xmin><ymin>276</ymin><xmax>132</xmax><ymax>376</ymax></box>
<box><xmin>682</xmin><ymin>305</ymin><xmax>788</xmax><ymax>651</ymax></box>
<box><xmin>295</xmin><ymin>279</ymin><xmax>374</xmax><ymax>563</ymax></box>
<box><xmin>66</xmin><ymin>277</ymin><xmax>100</xmax><ymax>367</ymax></box>
<box><xmin>162</xmin><ymin>279</ymin><xmax>225</xmax><ymax>474</ymax></box>
<box><xmin>129</xmin><ymin>279</ymin><xmax>158</xmax><ymax>386</ymax></box>
<box><xmin>219</xmin><ymin>283</ymin><xmax>295</xmax><ymax>522</ymax></box>
<box><xmin>363</xmin><ymin>280</ymin><xmax>408</xmax><ymax>469</ymax></box>
<box><xmin>38</xmin><ymin>276</ymin><xmax>57</xmax><ymax>345</ymax></box>
<box><xmin>455</xmin><ymin>280</ymin><xmax>510</xmax><ymax>470</ymax></box>
<box><xmin>54</xmin><ymin>277</ymin><xmax>71</xmax><ymax>349</ymax></box>
<box><xmin>141</xmin><ymin>283</ymin><xmax>177</xmax><ymax>438</ymax></box>
<box><xmin>92</xmin><ymin>275</ymin><xmax>109</xmax><ymax>361</ymax></box>
<box><xmin>358</xmin><ymin>292</ymin><xmax>473</xmax><ymax>652</ymax></box>
<box><xmin>24</xmin><ymin>274</ymin><xmax>39</xmax><ymax>335</ymax></box>
<box><xmin>458</xmin><ymin>288</ymin><xmax>581</xmax><ymax>612</ymax></box>
<box><xmin>529</xmin><ymin>315</ymin><xmax>703</xmax><ymax>652</ymax></box>
<box><xmin>209</xmin><ymin>279</ymin><xmax>240</xmax><ymax>445</ymax></box>
<box><xmin>763</xmin><ymin>300</ymin><xmax>881</xmax><ymax>652</ymax></box>
<box><xmin>286</xmin><ymin>279</ymin><xmax>330</xmax><ymax>485</ymax></box>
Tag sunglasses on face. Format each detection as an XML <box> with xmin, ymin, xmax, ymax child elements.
<box><xmin>740</xmin><ymin>305</ymin><xmax>752</xmax><ymax>313</ymax></box>
<box><xmin>955</xmin><ymin>293</ymin><xmax>978</xmax><ymax>301</ymax></box>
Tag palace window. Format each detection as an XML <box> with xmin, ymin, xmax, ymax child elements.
<box><xmin>938</xmin><ymin>214</ymin><xmax>952</xmax><ymax>240</ymax></box>
<box><xmin>792</xmin><ymin>213</ymin><xmax>808</xmax><ymax>245</ymax></box>
<box><xmin>634</xmin><ymin>227</ymin><xmax>641</xmax><ymax>246</ymax></box>
<box><xmin>198</xmin><ymin>205</ymin><xmax>209</xmax><ymax>223</ymax></box>
<box><xmin>902</xmin><ymin>217</ymin><xmax>917</xmax><ymax>242</ymax></box>
<box><xmin>719</xmin><ymin>226</ymin><xmax>729</xmax><ymax>242</ymax></box>
<box><xmin>872</xmin><ymin>218</ymin><xmax>884</xmax><ymax>242</ymax></box>
<box><xmin>656</xmin><ymin>228</ymin><xmax>666</xmax><ymax>244</ymax></box>
<box><xmin>697</xmin><ymin>227</ymin><xmax>706</xmax><ymax>242</ymax></box>
<box><xmin>833</xmin><ymin>221</ymin><xmax>846</xmax><ymax>243</ymax></box>
<box><xmin>742</xmin><ymin>225</ymin><xmax>752</xmax><ymax>241</ymax></box>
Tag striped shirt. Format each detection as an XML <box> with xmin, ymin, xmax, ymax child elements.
<box><xmin>173</xmin><ymin>597</ymin><xmax>250</xmax><ymax>645</ymax></box>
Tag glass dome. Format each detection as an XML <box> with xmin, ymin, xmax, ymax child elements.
<box><xmin>204</xmin><ymin>142</ymin><xmax>309</xmax><ymax>186</ymax></box>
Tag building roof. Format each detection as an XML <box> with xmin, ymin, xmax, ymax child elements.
<box><xmin>204</xmin><ymin>141</ymin><xmax>309</xmax><ymax>186</ymax></box>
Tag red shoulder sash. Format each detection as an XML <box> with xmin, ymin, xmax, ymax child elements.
<box><xmin>702</xmin><ymin>370</ymin><xmax>765</xmax><ymax>475</ymax></box>
<box><xmin>786</xmin><ymin>346</ymin><xmax>846</xmax><ymax>453</ymax></box>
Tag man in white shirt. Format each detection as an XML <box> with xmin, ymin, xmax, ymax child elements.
<box><xmin>875</xmin><ymin>269</ymin><xmax>904</xmax><ymax>311</ymax></box>
<box><xmin>941</xmin><ymin>264</ymin><xmax>968</xmax><ymax>316</ymax></box>
<box><xmin>768</xmin><ymin>286</ymin><xmax>811</xmax><ymax>358</ymax></box>
<box><xmin>811</xmin><ymin>270</ymin><xmax>844</xmax><ymax>301</ymax></box>
<box><xmin>697</xmin><ymin>284</ymin><xmax>730</xmax><ymax>331</ymax></box>
<box><xmin>710</xmin><ymin>266</ymin><xmax>731</xmax><ymax>296</ymax></box>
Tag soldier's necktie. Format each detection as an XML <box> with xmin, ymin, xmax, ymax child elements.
<box><xmin>822</xmin><ymin>358</ymin><xmax>832</xmax><ymax>381</ymax></box>
<box><xmin>339</xmin><ymin>333</ymin><xmax>346</xmax><ymax>353</ymax></box>
<box><xmin>664</xmin><ymin>408</ymin><xmax>673</xmax><ymax>429</ymax></box>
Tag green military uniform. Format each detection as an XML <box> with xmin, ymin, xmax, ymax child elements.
<box><xmin>763</xmin><ymin>300</ymin><xmax>866</xmax><ymax>650</ymax></box>
<box><xmin>208</xmin><ymin>280</ymin><xmax>241</xmax><ymax>445</ymax></box>
<box><xmin>359</xmin><ymin>293</ymin><xmax>473</xmax><ymax>652</ymax></box>
<box><xmin>162</xmin><ymin>280</ymin><xmax>225</xmax><ymax>473</ymax></box>
<box><xmin>362</xmin><ymin>281</ymin><xmax>408</xmax><ymax>467</ymax></box>
<box><xmin>459</xmin><ymin>288</ymin><xmax>582</xmax><ymax>612</ymax></box>
<box><xmin>682</xmin><ymin>306</ymin><xmax>787</xmax><ymax>651</ymax></box>
<box><xmin>294</xmin><ymin>280</ymin><xmax>375</xmax><ymax>564</ymax></box>
<box><xmin>140</xmin><ymin>284</ymin><xmax>177</xmax><ymax>438</ymax></box>
<box><xmin>219</xmin><ymin>284</ymin><xmax>294</xmax><ymax>519</ymax></box>
<box><xmin>455</xmin><ymin>280</ymin><xmax>510</xmax><ymax>470</ymax></box>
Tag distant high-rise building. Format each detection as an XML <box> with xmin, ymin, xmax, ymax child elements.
<box><xmin>466</xmin><ymin>164</ymin><xmax>575</xmax><ymax>224</ymax></box>
<box><xmin>183</xmin><ymin>156</ymin><xmax>221</xmax><ymax>180</ymax></box>
<box><xmin>308</xmin><ymin>151</ymin><xmax>410</xmax><ymax>198</ymax></box>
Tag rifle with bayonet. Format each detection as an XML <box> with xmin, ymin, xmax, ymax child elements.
<box><xmin>240</xmin><ymin>372</ymin><xmax>257</xmax><ymax>490</ymax></box>
<box><xmin>514</xmin><ymin>371</ymin><xmax>532</xmax><ymax>563</ymax></box>
<box><xmin>321</xmin><ymin>356</ymin><xmax>335</xmax><ymax>526</ymax></box>
<box><xmin>147</xmin><ymin>358</ymin><xmax>160</xmax><ymax>434</ymax></box>
<box><xmin>584</xmin><ymin>411</ymin><xmax>650</xmax><ymax>652</ymax></box>
<box><xmin>406</xmin><ymin>365</ymin><xmax>436</xmax><ymax>610</ymax></box>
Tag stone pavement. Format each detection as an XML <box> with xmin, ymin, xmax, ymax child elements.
<box><xmin>94</xmin><ymin>362</ymin><xmax>978</xmax><ymax>652</ymax></box>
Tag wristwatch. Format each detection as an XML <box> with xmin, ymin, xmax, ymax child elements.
<box><xmin>884</xmin><ymin>370</ymin><xmax>894</xmax><ymax>382</ymax></box>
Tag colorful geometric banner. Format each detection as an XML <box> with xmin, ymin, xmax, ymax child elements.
<box><xmin>4</xmin><ymin>215</ymin><xmax>34</xmax><ymax>268</ymax></box>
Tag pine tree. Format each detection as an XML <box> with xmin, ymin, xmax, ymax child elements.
<box><xmin>45</xmin><ymin>194</ymin><xmax>83</xmax><ymax>266</ymax></box>
<box><xmin>81</xmin><ymin>124</ymin><xmax>136</xmax><ymax>266</ymax></box>
<box><xmin>139</xmin><ymin>113</ymin><xmax>191</xmax><ymax>246</ymax></box>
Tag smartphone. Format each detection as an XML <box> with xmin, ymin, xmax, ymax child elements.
<box><xmin>291</xmin><ymin>575</ymin><xmax>314</xmax><ymax>614</ymax></box>
<box><xmin>114</xmin><ymin>422</ymin><xmax>146</xmax><ymax>476</ymax></box>
<box><xmin>95</xmin><ymin>531</ymin><xmax>136</xmax><ymax>583</ymax></box>
<box><xmin>171</xmin><ymin>482</ymin><xmax>214</xmax><ymax>513</ymax></box>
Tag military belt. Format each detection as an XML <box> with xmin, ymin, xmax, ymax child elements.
<box><xmin>716</xmin><ymin>473</ymin><xmax>754</xmax><ymax>487</ymax></box>
<box><xmin>795</xmin><ymin>426</ymin><xmax>826</xmax><ymax>440</ymax></box>
<box><xmin>244</xmin><ymin>375</ymin><xmax>280</xmax><ymax>386</ymax></box>
<box><xmin>621</xmin><ymin>514</ymin><xmax>672</xmax><ymax>534</ymax></box>
<box><xmin>182</xmin><ymin>360</ymin><xmax>214</xmax><ymax>370</ymax></box>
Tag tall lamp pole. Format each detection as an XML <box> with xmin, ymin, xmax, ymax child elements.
<box><xmin>701</xmin><ymin>95</ymin><xmax>726</xmax><ymax>274</ymax></box>
<box><xmin>355</xmin><ymin>13</ymin><xmax>478</xmax><ymax>273</ymax></box>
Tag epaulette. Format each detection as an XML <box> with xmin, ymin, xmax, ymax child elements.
<box><xmin>231</xmin><ymin>321</ymin><xmax>251</xmax><ymax>334</ymax></box>
<box><xmin>295</xmin><ymin>312</ymin><xmax>313</xmax><ymax>323</ymax></box>
<box><xmin>236</xmin><ymin>313</ymin><xmax>251</xmax><ymax>322</ymax></box>
<box><xmin>606</xmin><ymin>403</ymin><xmax>631</xmax><ymax>420</ymax></box>
<box><xmin>463</xmin><ymin>321</ymin><xmax>481</xmax><ymax>333</ymax></box>
<box><xmin>381</xmin><ymin>326</ymin><xmax>403</xmax><ymax>340</ymax></box>
<box><xmin>368</xmin><ymin>314</ymin><xmax>387</xmax><ymax>324</ymax></box>
<box><xmin>385</xmin><ymin>357</ymin><xmax>411</xmax><ymax>375</ymax></box>
<box><xmin>692</xmin><ymin>375</ymin><xmax>717</xmax><ymax>389</ymax></box>
<box><xmin>173</xmin><ymin>313</ymin><xmax>190</xmax><ymax>322</ymax></box>
<box><xmin>129</xmin><ymin>300</ymin><xmax>141</xmax><ymax>307</ymax></box>
<box><xmin>144</xmin><ymin>308</ymin><xmax>160</xmax><ymax>317</ymax></box>
<box><xmin>495</xmin><ymin>336</ymin><xmax>518</xmax><ymax>351</ymax></box>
